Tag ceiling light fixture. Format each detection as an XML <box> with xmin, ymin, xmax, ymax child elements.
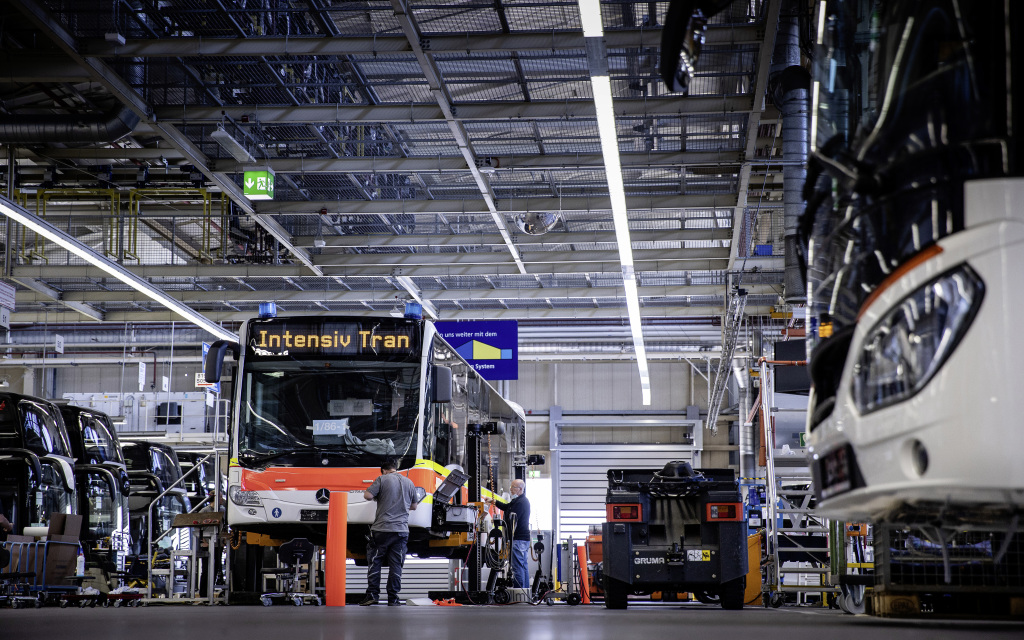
<box><xmin>578</xmin><ymin>0</ymin><xmax>651</xmax><ymax>404</ymax></box>
<box><xmin>578</xmin><ymin>0</ymin><xmax>605</xmax><ymax>37</ymax></box>
<box><xmin>0</xmin><ymin>195</ymin><xmax>237</xmax><ymax>343</ymax></box>
<box><xmin>210</xmin><ymin>125</ymin><xmax>256</xmax><ymax>164</ymax></box>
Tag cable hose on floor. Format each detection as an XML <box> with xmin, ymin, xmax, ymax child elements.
<box><xmin>484</xmin><ymin>519</ymin><xmax>511</xmax><ymax>570</ymax></box>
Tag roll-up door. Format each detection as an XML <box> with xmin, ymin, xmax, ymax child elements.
<box><xmin>556</xmin><ymin>444</ymin><xmax>696</xmax><ymax>542</ymax></box>
<box><xmin>344</xmin><ymin>558</ymin><xmax>451</xmax><ymax>598</ymax></box>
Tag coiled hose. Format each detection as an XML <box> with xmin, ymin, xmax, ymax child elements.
<box><xmin>484</xmin><ymin>518</ymin><xmax>511</xmax><ymax>570</ymax></box>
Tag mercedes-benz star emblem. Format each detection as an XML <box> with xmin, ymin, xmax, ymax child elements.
<box><xmin>316</xmin><ymin>488</ymin><xmax>331</xmax><ymax>504</ymax></box>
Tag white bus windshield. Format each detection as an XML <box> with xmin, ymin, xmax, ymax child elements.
<box><xmin>239</xmin><ymin>360</ymin><xmax>420</xmax><ymax>469</ymax></box>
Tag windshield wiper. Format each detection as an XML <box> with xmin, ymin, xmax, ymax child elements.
<box><xmin>241</xmin><ymin>444</ymin><xmax>387</xmax><ymax>468</ymax></box>
<box><xmin>241</xmin><ymin>447</ymin><xmax>317</xmax><ymax>467</ymax></box>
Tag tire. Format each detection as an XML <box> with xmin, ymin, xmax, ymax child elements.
<box><xmin>293</xmin><ymin>596</ymin><xmax>304</xmax><ymax>606</ymax></box>
<box><xmin>261</xmin><ymin>597</ymin><xmax>272</xmax><ymax>607</ymax></box>
<box><xmin>770</xmin><ymin>592</ymin><xmax>785</xmax><ymax>608</ymax></box>
<box><xmin>567</xmin><ymin>592</ymin><xmax>582</xmax><ymax>606</ymax></box>
<box><xmin>603</xmin><ymin>578</ymin><xmax>628</xmax><ymax>610</ymax></box>
<box><xmin>493</xmin><ymin>589</ymin><xmax>510</xmax><ymax>605</ymax></box>
<box><xmin>719</xmin><ymin>576</ymin><xmax>745</xmax><ymax>610</ymax></box>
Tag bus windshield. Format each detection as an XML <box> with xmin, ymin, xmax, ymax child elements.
<box><xmin>239</xmin><ymin>360</ymin><xmax>420</xmax><ymax>469</ymax></box>
<box><xmin>806</xmin><ymin>0</ymin><xmax>1013</xmax><ymax>344</ymax></box>
<box><xmin>79</xmin><ymin>414</ymin><xmax>123</xmax><ymax>465</ymax></box>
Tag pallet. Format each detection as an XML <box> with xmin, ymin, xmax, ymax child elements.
<box><xmin>868</xmin><ymin>591</ymin><xmax>1024</xmax><ymax>619</ymax></box>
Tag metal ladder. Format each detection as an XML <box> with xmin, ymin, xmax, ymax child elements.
<box><xmin>705</xmin><ymin>289</ymin><xmax>747</xmax><ymax>436</ymax></box>
<box><xmin>758</xmin><ymin>360</ymin><xmax>837</xmax><ymax>605</ymax></box>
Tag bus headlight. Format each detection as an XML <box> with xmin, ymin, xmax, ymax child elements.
<box><xmin>853</xmin><ymin>265</ymin><xmax>984</xmax><ymax>414</ymax></box>
<box><xmin>229</xmin><ymin>485</ymin><xmax>263</xmax><ymax>506</ymax></box>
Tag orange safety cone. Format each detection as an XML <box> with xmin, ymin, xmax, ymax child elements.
<box><xmin>325</xmin><ymin>493</ymin><xmax>347</xmax><ymax>606</ymax></box>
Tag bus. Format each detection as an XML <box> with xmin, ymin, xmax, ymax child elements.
<box><xmin>204</xmin><ymin>313</ymin><xmax>525</xmax><ymax>563</ymax></box>
<box><xmin>802</xmin><ymin>0</ymin><xmax>1024</xmax><ymax>525</ymax></box>
<box><xmin>0</xmin><ymin>392</ymin><xmax>77</xmax><ymax>535</ymax></box>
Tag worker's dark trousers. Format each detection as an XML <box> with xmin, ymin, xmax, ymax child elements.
<box><xmin>365</xmin><ymin>530</ymin><xmax>409</xmax><ymax>602</ymax></box>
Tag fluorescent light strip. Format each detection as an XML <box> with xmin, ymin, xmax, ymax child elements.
<box><xmin>578</xmin><ymin>0</ymin><xmax>605</xmax><ymax>37</ymax></box>
<box><xmin>1</xmin><ymin>196</ymin><xmax>238</xmax><ymax>343</ymax></box>
<box><xmin>816</xmin><ymin>1</ymin><xmax>827</xmax><ymax>45</ymax></box>
<box><xmin>582</xmin><ymin>24</ymin><xmax>651</xmax><ymax>404</ymax></box>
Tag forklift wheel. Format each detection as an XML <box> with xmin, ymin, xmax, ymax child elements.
<box><xmin>567</xmin><ymin>593</ymin><xmax>582</xmax><ymax>606</ymax></box>
<box><xmin>770</xmin><ymin>593</ymin><xmax>785</xmax><ymax>608</ymax></box>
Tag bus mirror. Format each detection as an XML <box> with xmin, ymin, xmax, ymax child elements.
<box><xmin>433</xmin><ymin>366</ymin><xmax>452</xmax><ymax>403</ymax></box>
<box><xmin>204</xmin><ymin>340</ymin><xmax>239</xmax><ymax>384</ymax></box>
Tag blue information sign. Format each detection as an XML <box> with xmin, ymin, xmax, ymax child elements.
<box><xmin>434</xmin><ymin>320</ymin><xmax>518</xmax><ymax>381</ymax></box>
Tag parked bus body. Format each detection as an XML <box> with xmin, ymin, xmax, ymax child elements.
<box><xmin>803</xmin><ymin>0</ymin><xmax>1024</xmax><ymax>523</ymax></box>
<box><xmin>0</xmin><ymin>392</ymin><xmax>76</xmax><ymax>534</ymax></box>
<box><xmin>59</xmin><ymin>404</ymin><xmax>131</xmax><ymax>567</ymax></box>
<box><xmin>215</xmin><ymin>315</ymin><xmax>525</xmax><ymax>556</ymax></box>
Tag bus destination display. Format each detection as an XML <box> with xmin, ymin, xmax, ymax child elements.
<box><xmin>247</xmin><ymin>319</ymin><xmax>420</xmax><ymax>358</ymax></box>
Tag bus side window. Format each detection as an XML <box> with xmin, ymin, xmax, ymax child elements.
<box><xmin>433</xmin><ymin>406</ymin><xmax>452</xmax><ymax>468</ymax></box>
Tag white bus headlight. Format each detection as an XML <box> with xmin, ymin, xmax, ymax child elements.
<box><xmin>229</xmin><ymin>484</ymin><xmax>263</xmax><ymax>506</ymax></box>
<box><xmin>853</xmin><ymin>265</ymin><xmax>984</xmax><ymax>414</ymax></box>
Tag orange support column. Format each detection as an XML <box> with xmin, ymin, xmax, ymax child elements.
<box><xmin>576</xmin><ymin>544</ymin><xmax>591</xmax><ymax>604</ymax></box>
<box><xmin>325</xmin><ymin>493</ymin><xmax>347</xmax><ymax>606</ymax></box>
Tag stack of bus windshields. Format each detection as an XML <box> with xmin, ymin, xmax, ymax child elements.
<box><xmin>803</xmin><ymin>0</ymin><xmax>1009</xmax><ymax>427</ymax></box>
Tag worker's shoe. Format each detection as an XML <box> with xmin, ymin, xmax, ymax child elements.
<box><xmin>387</xmin><ymin>599</ymin><xmax>404</xmax><ymax>606</ymax></box>
<box><xmin>358</xmin><ymin>595</ymin><xmax>378</xmax><ymax>606</ymax></box>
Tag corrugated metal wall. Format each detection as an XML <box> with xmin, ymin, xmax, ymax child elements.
<box><xmin>511</xmin><ymin>361</ymin><xmax>696</xmax><ymax>411</ymax></box>
<box><xmin>556</xmin><ymin>444</ymin><xmax>697</xmax><ymax>542</ymax></box>
<box><xmin>343</xmin><ymin>558</ymin><xmax>452</xmax><ymax>599</ymax></box>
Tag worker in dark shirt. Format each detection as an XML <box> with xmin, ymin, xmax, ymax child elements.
<box><xmin>484</xmin><ymin>478</ymin><xmax>530</xmax><ymax>589</ymax></box>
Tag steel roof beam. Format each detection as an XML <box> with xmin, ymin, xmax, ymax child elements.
<box><xmin>12</xmin><ymin>260</ymin><xmax>731</xmax><ymax>279</ymax></box>
<box><xmin>7</xmin><ymin>0</ymin><xmax>320</xmax><ymax>277</ymax></box>
<box><xmin>389</xmin><ymin>0</ymin><xmax>525</xmax><ymax>274</ymax></box>
<box><xmin>11</xmin><ymin>306</ymin><xmax>772</xmax><ymax>324</ymax></box>
<box><xmin>291</xmin><ymin>228</ymin><xmax>733</xmax><ymax>248</ymax></box>
<box><xmin>156</xmin><ymin>97</ymin><xmax>757</xmax><ymax>124</ymax></box>
<box><xmin>258</xmin><ymin>194</ymin><xmax>736</xmax><ymax>215</ymax></box>
<box><xmin>17</xmin><ymin>284</ymin><xmax>746</xmax><ymax>305</ymax></box>
<box><xmin>12</xmin><ymin>277</ymin><xmax>104</xmax><ymax>321</ymax></box>
<box><xmin>212</xmin><ymin>151</ymin><xmax>743</xmax><ymax>174</ymax></box>
<box><xmin>82</xmin><ymin>26</ymin><xmax>759</xmax><ymax>58</ymax></box>
<box><xmin>309</xmin><ymin>248</ymin><xmax>729</xmax><ymax>268</ymax></box>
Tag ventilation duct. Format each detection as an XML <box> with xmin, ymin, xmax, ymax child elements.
<box><xmin>0</xmin><ymin>105</ymin><xmax>140</xmax><ymax>143</ymax></box>
<box><xmin>768</xmin><ymin>1</ymin><xmax>809</xmax><ymax>304</ymax></box>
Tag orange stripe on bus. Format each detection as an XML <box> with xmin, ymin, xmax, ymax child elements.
<box><xmin>242</xmin><ymin>466</ymin><xmax>444</xmax><ymax>492</ymax></box>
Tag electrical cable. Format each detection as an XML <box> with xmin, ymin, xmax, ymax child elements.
<box><xmin>484</xmin><ymin>518</ymin><xmax>510</xmax><ymax>570</ymax></box>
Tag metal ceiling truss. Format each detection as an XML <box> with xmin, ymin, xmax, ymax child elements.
<box><xmin>0</xmin><ymin>0</ymin><xmax>789</xmax><ymax>370</ymax></box>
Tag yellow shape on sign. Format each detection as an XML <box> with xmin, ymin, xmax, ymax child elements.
<box><xmin>473</xmin><ymin>341</ymin><xmax>502</xmax><ymax>359</ymax></box>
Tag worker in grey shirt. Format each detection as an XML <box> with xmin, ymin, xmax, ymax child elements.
<box><xmin>359</xmin><ymin>457</ymin><xmax>420</xmax><ymax>606</ymax></box>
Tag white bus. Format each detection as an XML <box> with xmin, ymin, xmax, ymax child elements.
<box><xmin>205</xmin><ymin>313</ymin><xmax>525</xmax><ymax>563</ymax></box>
<box><xmin>803</xmin><ymin>0</ymin><xmax>1024</xmax><ymax>525</ymax></box>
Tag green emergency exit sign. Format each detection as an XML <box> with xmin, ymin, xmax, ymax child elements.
<box><xmin>243</xmin><ymin>169</ymin><xmax>275</xmax><ymax>200</ymax></box>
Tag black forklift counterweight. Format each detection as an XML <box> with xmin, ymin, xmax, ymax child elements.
<box><xmin>601</xmin><ymin>462</ymin><xmax>748</xmax><ymax>609</ymax></box>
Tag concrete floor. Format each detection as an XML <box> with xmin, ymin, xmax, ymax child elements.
<box><xmin>2</xmin><ymin>602</ymin><xmax>1021</xmax><ymax>640</ymax></box>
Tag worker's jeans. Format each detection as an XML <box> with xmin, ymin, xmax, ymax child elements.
<box><xmin>511</xmin><ymin>539</ymin><xmax>530</xmax><ymax>589</ymax></box>
<box><xmin>365</xmin><ymin>530</ymin><xmax>409</xmax><ymax>602</ymax></box>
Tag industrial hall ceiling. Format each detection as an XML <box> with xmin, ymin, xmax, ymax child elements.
<box><xmin>0</xmin><ymin>0</ymin><xmax>797</xmax><ymax>357</ymax></box>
